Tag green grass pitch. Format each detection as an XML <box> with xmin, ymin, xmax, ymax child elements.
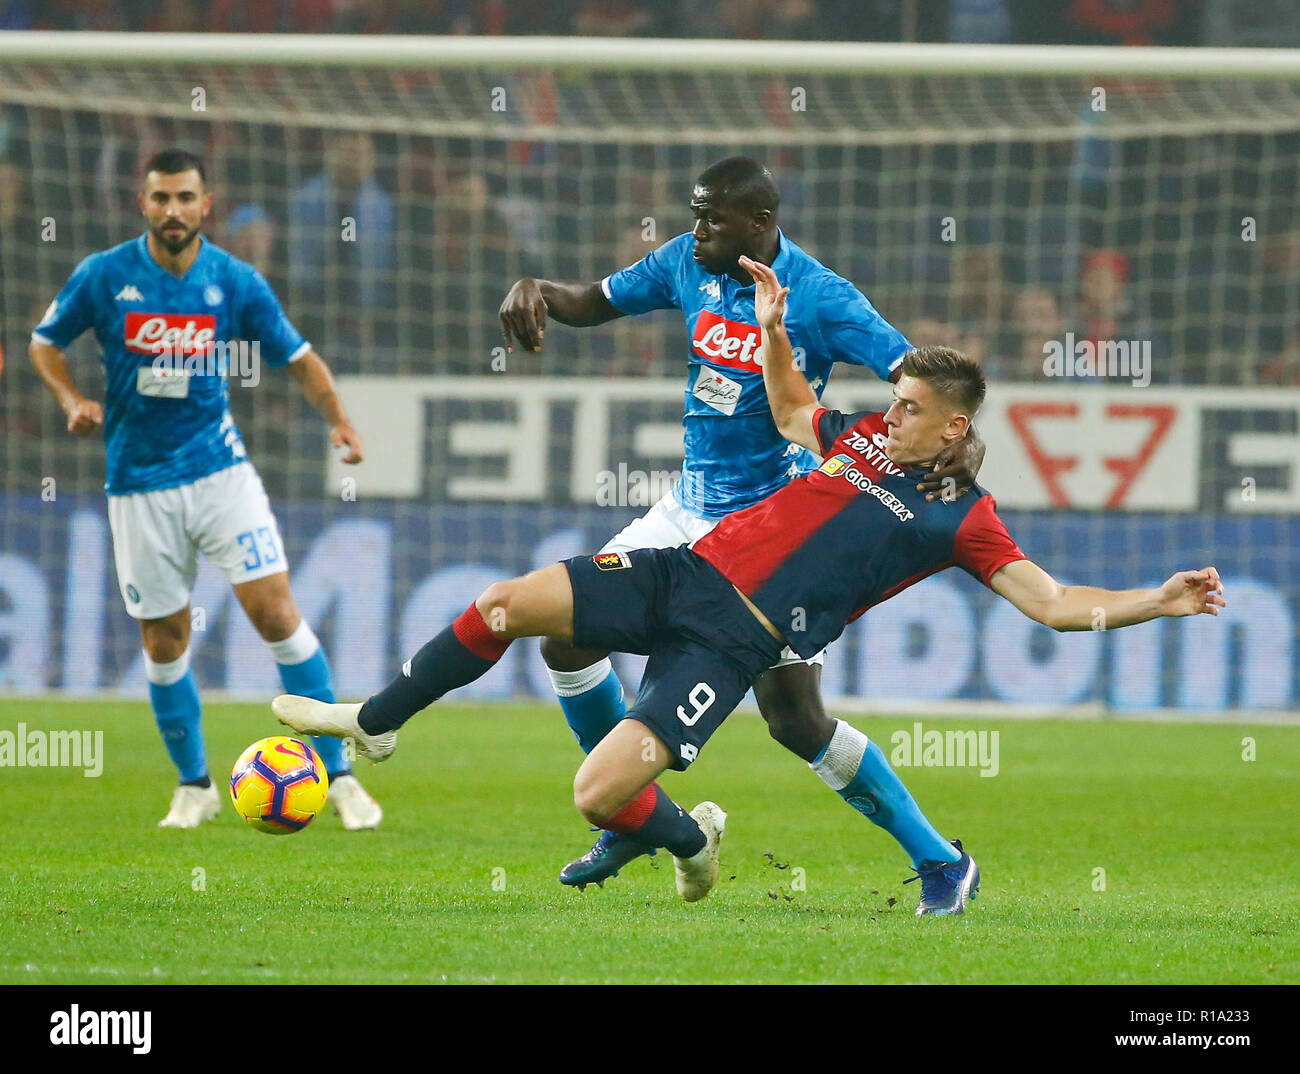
<box><xmin>1</xmin><ymin>698</ymin><xmax>1296</xmax><ymax>984</ymax></box>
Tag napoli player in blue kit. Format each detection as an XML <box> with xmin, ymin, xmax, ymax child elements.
<box><xmin>277</xmin><ymin>256</ymin><xmax>1225</xmax><ymax>913</ymax></box>
<box><xmin>30</xmin><ymin>149</ymin><xmax>383</xmax><ymax>830</ymax></box>
<box><xmin>497</xmin><ymin>156</ymin><xmax>987</xmax><ymax>887</ymax></box>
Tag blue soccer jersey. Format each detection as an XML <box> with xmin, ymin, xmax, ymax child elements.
<box><xmin>33</xmin><ymin>234</ymin><xmax>309</xmax><ymax>495</ymax></box>
<box><xmin>602</xmin><ymin>228</ymin><xmax>911</xmax><ymax>517</ymax></box>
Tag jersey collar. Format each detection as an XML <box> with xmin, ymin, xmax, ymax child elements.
<box><xmin>730</xmin><ymin>227</ymin><xmax>790</xmax><ymax>292</ymax></box>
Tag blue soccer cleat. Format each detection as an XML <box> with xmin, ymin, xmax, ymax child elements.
<box><xmin>559</xmin><ymin>830</ymin><xmax>655</xmax><ymax>890</ymax></box>
<box><xmin>905</xmin><ymin>838</ymin><xmax>980</xmax><ymax>916</ymax></box>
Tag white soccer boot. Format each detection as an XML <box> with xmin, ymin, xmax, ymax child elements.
<box><xmin>329</xmin><ymin>773</ymin><xmax>383</xmax><ymax>830</ymax></box>
<box><xmin>271</xmin><ymin>694</ymin><xmax>396</xmax><ymax>763</ymax></box>
<box><xmin>158</xmin><ymin>783</ymin><xmax>221</xmax><ymax>828</ymax></box>
<box><xmin>673</xmin><ymin>801</ymin><xmax>727</xmax><ymax>903</ymax></box>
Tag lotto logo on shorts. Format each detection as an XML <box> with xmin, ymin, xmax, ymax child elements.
<box><xmin>820</xmin><ymin>453</ymin><xmax>852</xmax><ymax>476</ymax></box>
<box><xmin>593</xmin><ymin>552</ymin><xmax>632</xmax><ymax>571</ymax></box>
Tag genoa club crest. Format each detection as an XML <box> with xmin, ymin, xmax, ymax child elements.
<box><xmin>593</xmin><ymin>551</ymin><xmax>632</xmax><ymax>571</ymax></box>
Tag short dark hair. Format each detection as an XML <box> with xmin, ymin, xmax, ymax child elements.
<box><xmin>900</xmin><ymin>345</ymin><xmax>986</xmax><ymax>417</ymax></box>
<box><xmin>144</xmin><ymin>148</ymin><xmax>205</xmax><ymax>183</ymax></box>
<box><xmin>696</xmin><ymin>156</ymin><xmax>779</xmax><ymax>217</ymax></box>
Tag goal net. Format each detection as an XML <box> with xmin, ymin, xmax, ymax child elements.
<box><xmin>1</xmin><ymin>34</ymin><xmax>1297</xmax><ymax>716</ymax></box>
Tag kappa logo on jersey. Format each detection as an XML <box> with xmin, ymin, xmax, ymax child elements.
<box><xmin>124</xmin><ymin>313</ymin><xmax>217</xmax><ymax>355</ymax></box>
<box><xmin>114</xmin><ymin>285</ymin><xmax>144</xmax><ymax>302</ymax></box>
<box><xmin>699</xmin><ymin>279</ymin><xmax>721</xmax><ymax>300</ymax></box>
<box><xmin>593</xmin><ymin>551</ymin><xmax>632</xmax><ymax>571</ymax></box>
<box><xmin>690</xmin><ymin>311</ymin><xmax>764</xmax><ymax>372</ymax></box>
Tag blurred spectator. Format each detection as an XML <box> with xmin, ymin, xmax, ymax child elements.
<box><xmin>1077</xmin><ymin>247</ymin><xmax>1171</xmax><ymax>380</ymax></box>
<box><xmin>1258</xmin><ymin>229</ymin><xmax>1300</xmax><ymax>385</ymax></box>
<box><xmin>1202</xmin><ymin>0</ymin><xmax>1300</xmax><ymax>48</ymax></box>
<box><xmin>221</xmin><ymin>203</ymin><xmax>277</xmax><ymax>276</ymax></box>
<box><xmin>948</xmin><ymin>0</ymin><xmax>1012</xmax><ymax>43</ymax></box>
<box><xmin>909</xmin><ymin>316</ymin><xmax>987</xmax><ymax>371</ymax></box>
<box><xmin>998</xmin><ymin>286</ymin><xmax>1064</xmax><ymax>380</ymax></box>
<box><xmin>946</xmin><ymin>245</ymin><xmax>1006</xmax><ymax>345</ymax></box>
<box><xmin>572</xmin><ymin>0</ymin><xmax>656</xmax><ymax>36</ymax></box>
<box><xmin>0</xmin><ymin>0</ymin><xmax>32</xmax><ymax>30</ymax></box>
<box><xmin>1064</xmin><ymin>0</ymin><xmax>1199</xmax><ymax>47</ymax></box>
<box><xmin>288</xmin><ymin>131</ymin><xmax>395</xmax><ymax>320</ymax></box>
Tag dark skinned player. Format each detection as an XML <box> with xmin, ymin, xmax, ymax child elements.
<box><xmin>495</xmin><ymin>157</ymin><xmax>986</xmax><ymax>887</ymax></box>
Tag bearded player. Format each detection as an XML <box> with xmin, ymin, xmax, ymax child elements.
<box><xmin>276</xmin><ymin>255</ymin><xmax>1224</xmax><ymax>913</ymax></box>
<box><xmin>30</xmin><ymin>148</ymin><xmax>383</xmax><ymax>830</ymax></box>
<box><xmin>497</xmin><ymin>156</ymin><xmax>986</xmax><ymax>887</ymax></box>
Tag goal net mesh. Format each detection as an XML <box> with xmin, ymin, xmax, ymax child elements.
<box><xmin>1</xmin><ymin>45</ymin><xmax>1297</xmax><ymax>713</ymax></box>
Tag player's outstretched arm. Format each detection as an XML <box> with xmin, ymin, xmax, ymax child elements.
<box><xmin>499</xmin><ymin>278</ymin><xmax>622</xmax><ymax>353</ymax></box>
<box><xmin>29</xmin><ymin>339</ymin><xmax>103</xmax><ymax>437</ymax></box>
<box><xmin>740</xmin><ymin>255</ymin><xmax>821</xmax><ymax>454</ymax></box>
<box><xmin>990</xmin><ymin>559</ymin><xmax>1225</xmax><ymax>632</ymax></box>
<box><xmin>288</xmin><ymin>349</ymin><xmax>363</xmax><ymax>464</ymax></box>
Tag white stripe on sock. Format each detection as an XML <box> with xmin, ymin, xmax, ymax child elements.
<box><xmin>547</xmin><ymin>658</ymin><xmax>616</xmax><ymax>698</ymax></box>
<box><xmin>810</xmin><ymin>719</ymin><xmax>870</xmax><ymax>792</ymax></box>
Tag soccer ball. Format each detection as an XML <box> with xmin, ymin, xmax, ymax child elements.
<box><xmin>229</xmin><ymin>736</ymin><xmax>329</xmax><ymax>835</ymax></box>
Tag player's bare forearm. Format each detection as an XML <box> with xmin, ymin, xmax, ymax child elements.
<box><xmin>499</xmin><ymin>278</ymin><xmax>621</xmax><ymax>353</ymax></box>
<box><xmin>992</xmin><ymin>560</ymin><xmax>1225</xmax><ymax>631</ymax></box>
<box><xmin>30</xmin><ymin>340</ymin><xmax>103</xmax><ymax>436</ymax></box>
<box><xmin>759</xmin><ymin>322</ymin><xmax>820</xmax><ymax>452</ymax></box>
<box><xmin>741</xmin><ymin>255</ymin><xmax>820</xmax><ymax>452</ymax></box>
<box><xmin>30</xmin><ymin>340</ymin><xmax>82</xmax><ymax>411</ymax></box>
<box><xmin>289</xmin><ymin>350</ymin><xmax>363</xmax><ymax>463</ymax></box>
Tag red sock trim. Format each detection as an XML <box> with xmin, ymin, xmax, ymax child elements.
<box><xmin>452</xmin><ymin>603</ymin><xmax>511</xmax><ymax>661</ymax></box>
<box><xmin>603</xmin><ymin>783</ymin><xmax>659</xmax><ymax>834</ymax></box>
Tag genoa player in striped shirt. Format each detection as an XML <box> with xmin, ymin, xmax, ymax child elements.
<box><xmin>276</xmin><ymin>257</ymin><xmax>1225</xmax><ymax>915</ymax></box>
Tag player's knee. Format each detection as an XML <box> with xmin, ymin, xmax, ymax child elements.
<box><xmin>764</xmin><ymin>700</ymin><xmax>835</xmax><ymax>761</ymax></box>
<box><xmin>540</xmin><ymin>635</ymin><xmax>580</xmax><ymax>670</ymax></box>
<box><xmin>143</xmin><ymin>635</ymin><xmax>186</xmax><ymax>664</ymax></box>
<box><xmin>475</xmin><ymin>581</ymin><xmax>516</xmax><ymax>638</ymax></box>
<box><xmin>254</xmin><ymin>601</ymin><xmax>299</xmax><ymax>642</ymax></box>
<box><xmin>572</xmin><ymin>771</ymin><xmax>617</xmax><ymax>824</ymax></box>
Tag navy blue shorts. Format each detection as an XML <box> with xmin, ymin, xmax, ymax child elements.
<box><xmin>564</xmin><ymin>546</ymin><xmax>785</xmax><ymax>770</ymax></box>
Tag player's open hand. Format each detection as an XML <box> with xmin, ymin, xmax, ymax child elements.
<box><xmin>499</xmin><ymin>277</ymin><xmax>547</xmax><ymax>353</ymax></box>
<box><xmin>65</xmin><ymin>397</ymin><xmax>104</xmax><ymax>437</ymax></box>
<box><xmin>331</xmin><ymin>422</ymin><xmax>364</xmax><ymax>464</ymax></box>
<box><xmin>1158</xmin><ymin>567</ymin><xmax>1225</xmax><ymax>617</ymax></box>
<box><xmin>920</xmin><ymin>427</ymin><xmax>985</xmax><ymax>501</ymax></box>
<box><xmin>739</xmin><ymin>255</ymin><xmax>788</xmax><ymax>331</ymax></box>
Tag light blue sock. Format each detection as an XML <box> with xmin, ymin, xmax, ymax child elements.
<box><xmin>271</xmin><ymin>624</ymin><xmax>349</xmax><ymax>777</ymax></box>
<box><xmin>549</xmin><ymin>659</ymin><xmax>626</xmax><ymax>754</ymax></box>
<box><xmin>277</xmin><ymin>649</ymin><xmax>350</xmax><ymax>776</ymax></box>
<box><xmin>145</xmin><ymin>651</ymin><xmax>206</xmax><ymax>783</ymax></box>
<box><xmin>811</xmin><ymin>719</ymin><xmax>959</xmax><ymax>867</ymax></box>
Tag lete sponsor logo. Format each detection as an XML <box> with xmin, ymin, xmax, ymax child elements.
<box><xmin>124</xmin><ymin>312</ymin><xmax>217</xmax><ymax>355</ymax></box>
<box><xmin>690</xmin><ymin>311</ymin><xmax>764</xmax><ymax>371</ymax></box>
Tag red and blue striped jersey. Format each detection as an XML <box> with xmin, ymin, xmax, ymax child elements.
<box><xmin>692</xmin><ymin>409</ymin><xmax>1026</xmax><ymax>658</ymax></box>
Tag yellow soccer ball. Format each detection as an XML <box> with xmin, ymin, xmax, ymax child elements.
<box><xmin>229</xmin><ymin>736</ymin><xmax>329</xmax><ymax>835</ymax></box>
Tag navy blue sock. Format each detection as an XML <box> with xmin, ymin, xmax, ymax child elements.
<box><xmin>359</xmin><ymin>603</ymin><xmax>510</xmax><ymax>734</ymax></box>
<box><xmin>602</xmin><ymin>783</ymin><xmax>705</xmax><ymax>858</ymax></box>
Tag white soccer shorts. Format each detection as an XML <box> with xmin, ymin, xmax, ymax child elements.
<box><xmin>107</xmin><ymin>461</ymin><xmax>288</xmax><ymax>620</ymax></box>
<box><xmin>599</xmin><ymin>488</ymin><xmax>825</xmax><ymax>669</ymax></box>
